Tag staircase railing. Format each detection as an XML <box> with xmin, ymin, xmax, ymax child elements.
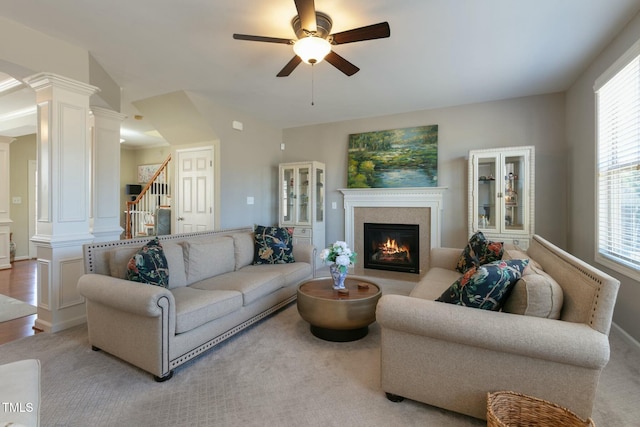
<box><xmin>125</xmin><ymin>154</ymin><xmax>172</xmax><ymax>239</ymax></box>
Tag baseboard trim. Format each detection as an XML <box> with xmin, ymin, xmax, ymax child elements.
<box><xmin>35</xmin><ymin>313</ymin><xmax>86</xmax><ymax>333</ymax></box>
<box><xmin>611</xmin><ymin>321</ymin><xmax>640</xmax><ymax>351</ymax></box>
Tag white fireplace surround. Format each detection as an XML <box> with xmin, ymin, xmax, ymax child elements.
<box><xmin>339</xmin><ymin>187</ymin><xmax>447</xmax><ymax>252</ymax></box>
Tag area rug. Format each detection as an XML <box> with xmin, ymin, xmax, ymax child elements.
<box><xmin>0</xmin><ymin>293</ymin><xmax>36</xmax><ymax>322</ymax></box>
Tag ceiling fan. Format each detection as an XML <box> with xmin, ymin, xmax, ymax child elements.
<box><xmin>232</xmin><ymin>0</ymin><xmax>390</xmax><ymax>77</ymax></box>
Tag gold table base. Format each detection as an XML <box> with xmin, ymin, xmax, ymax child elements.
<box><xmin>296</xmin><ymin>277</ymin><xmax>382</xmax><ymax>342</ymax></box>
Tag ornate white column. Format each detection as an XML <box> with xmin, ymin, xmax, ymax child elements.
<box><xmin>25</xmin><ymin>73</ymin><xmax>99</xmax><ymax>332</ymax></box>
<box><xmin>90</xmin><ymin>107</ymin><xmax>125</xmax><ymax>242</ymax></box>
<box><xmin>0</xmin><ymin>136</ymin><xmax>14</xmax><ymax>270</ymax></box>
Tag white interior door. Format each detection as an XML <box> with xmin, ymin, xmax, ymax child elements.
<box><xmin>175</xmin><ymin>147</ymin><xmax>214</xmax><ymax>233</ymax></box>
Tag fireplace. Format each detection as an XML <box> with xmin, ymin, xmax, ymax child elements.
<box><xmin>363</xmin><ymin>223</ymin><xmax>420</xmax><ymax>274</ymax></box>
<box><xmin>340</xmin><ymin>187</ymin><xmax>446</xmax><ymax>276</ymax></box>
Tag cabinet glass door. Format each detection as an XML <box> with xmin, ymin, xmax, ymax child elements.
<box><xmin>468</xmin><ymin>146</ymin><xmax>533</xmax><ymax>247</ymax></box>
<box><xmin>297</xmin><ymin>167</ymin><xmax>310</xmax><ymax>223</ymax></box>
<box><xmin>282</xmin><ymin>167</ymin><xmax>294</xmax><ymax>224</ymax></box>
<box><xmin>504</xmin><ymin>155</ymin><xmax>525</xmax><ymax>231</ymax></box>
<box><xmin>477</xmin><ymin>157</ymin><xmax>497</xmax><ymax>229</ymax></box>
<box><xmin>315</xmin><ymin>167</ymin><xmax>324</xmax><ymax>222</ymax></box>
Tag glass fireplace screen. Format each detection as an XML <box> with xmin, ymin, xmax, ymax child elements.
<box><xmin>363</xmin><ymin>223</ymin><xmax>419</xmax><ymax>274</ymax></box>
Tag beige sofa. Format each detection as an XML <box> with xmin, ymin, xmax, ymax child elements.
<box><xmin>377</xmin><ymin>234</ymin><xmax>620</xmax><ymax>420</ymax></box>
<box><xmin>78</xmin><ymin>227</ymin><xmax>314</xmax><ymax>381</ymax></box>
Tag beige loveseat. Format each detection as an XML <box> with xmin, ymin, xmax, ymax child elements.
<box><xmin>78</xmin><ymin>227</ymin><xmax>314</xmax><ymax>381</ymax></box>
<box><xmin>377</xmin><ymin>234</ymin><xmax>620</xmax><ymax>420</ymax></box>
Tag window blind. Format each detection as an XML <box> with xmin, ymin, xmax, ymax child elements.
<box><xmin>595</xmin><ymin>43</ymin><xmax>640</xmax><ymax>277</ymax></box>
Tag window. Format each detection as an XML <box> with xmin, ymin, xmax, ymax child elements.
<box><xmin>594</xmin><ymin>39</ymin><xmax>640</xmax><ymax>280</ymax></box>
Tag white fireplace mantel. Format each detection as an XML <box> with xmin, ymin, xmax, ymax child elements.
<box><xmin>339</xmin><ymin>187</ymin><xmax>447</xmax><ymax>251</ymax></box>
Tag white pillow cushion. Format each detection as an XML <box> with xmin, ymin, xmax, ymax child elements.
<box><xmin>162</xmin><ymin>242</ymin><xmax>187</xmax><ymax>289</ymax></box>
<box><xmin>232</xmin><ymin>232</ymin><xmax>255</xmax><ymax>270</ymax></box>
<box><xmin>503</xmin><ymin>269</ymin><xmax>563</xmax><ymax>319</ymax></box>
<box><xmin>182</xmin><ymin>238</ymin><xmax>235</xmax><ymax>285</ymax></box>
<box><xmin>108</xmin><ymin>247</ymin><xmax>139</xmax><ymax>279</ymax></box>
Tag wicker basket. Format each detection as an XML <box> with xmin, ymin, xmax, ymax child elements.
<box><xmin>487</xmin><ymin>391</ymin><xmax>595</xmax><ymax>427</ymax></box>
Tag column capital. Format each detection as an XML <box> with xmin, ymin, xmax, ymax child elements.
<box><xmin>25</xmin><ymin>72</ymin><xmax>99</xmax><ymax>97</ymax></box>
<box><xmin>91</xmin><ymin>106</ymin><xmax>126</xmax><ymax>122</ymax></box>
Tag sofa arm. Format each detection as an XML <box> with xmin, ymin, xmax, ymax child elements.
<box><xmin>293</xmin><ymin>243</ymin><xmax>316</xmax><ymax>267</ymax></box>
<box><xmin>430</xmin><ymin>247</ymin><xmax>462</xmax><ymax>270</ymax></box>
<box><xmin>376</xmin><ymin>294</ymin><xmax>610</xmax><ymax>369</ymax></box>
<box><xmin>78</xmin><ymin>274</ymin><xmax>174</xmax><ymax>318</ymax></box>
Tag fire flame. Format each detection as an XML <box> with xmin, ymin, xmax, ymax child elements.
<box><xmin>379</xmin><ymin>238</ymin><xmax>411</xmax><ymax>261</ymax></box>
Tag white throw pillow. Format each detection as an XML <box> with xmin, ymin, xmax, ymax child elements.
<box><xmin>502</xmin><ymin>269</ymin><xmax>563</xmax><ymax>319</ymax></box>
<box><xmin>182</xmin><ymin>238</ymin><xmax>235</xmax><ymax>285</ymax></box>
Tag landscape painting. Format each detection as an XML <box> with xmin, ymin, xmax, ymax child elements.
<box><xmin>348</xmin><ymin>125</ymin><xmax>438</xmax><ymax>188</ymax></box>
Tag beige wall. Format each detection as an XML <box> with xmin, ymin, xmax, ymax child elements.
<box><xmin>188</xmin><ymin>92</ymin><xmax>283</xmax><ymax>228</ymax></box>
<box><xmin>283</xmin><ymin>92</ymin><xmax>567</xmax><ymax>249</ymax></box>
<box><xmin>566</xmin><ymin>10</ymin><xmax>640</xmax><ymax>342</ymax></box>
<box><xmin>9</xmin><ymin>134</ymin><xmax>36</xmax><ymax>259</ymax></box>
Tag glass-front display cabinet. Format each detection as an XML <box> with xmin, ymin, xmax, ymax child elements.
<box><xmin>468</xmin><ymin>146</ymin><xmax>535</xmax><ymax>249</ymax></box>
<box><xmin>279</xmin><ymin>161</ymin><xmax>325</xmax><ymax>254</ymax></box>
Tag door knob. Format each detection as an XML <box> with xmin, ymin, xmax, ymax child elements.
<box><xmin>177</xmin><ymin>217</ymin><xmax>185</xmax><ymax>221</ymax></box>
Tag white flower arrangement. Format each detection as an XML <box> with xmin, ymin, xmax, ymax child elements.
<box><xmin>320</xmin><ymin>241</ymin><xmax>357</xmax><ymax>273</ymax></box>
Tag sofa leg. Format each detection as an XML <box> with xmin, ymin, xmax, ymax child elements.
<box><xmin>385</xmin><ymin>392</ymin><xmax>405</xmax><ymax>402</ymax></box>
<box><xmin>91</xmin><ymin>346</ymin><xmax>101</xmax><ymax>351</ymax></box>
<box><xmin>154</xmin><ymin>370</ymin><xmax>174</xmax><ymax>382</ymax></box>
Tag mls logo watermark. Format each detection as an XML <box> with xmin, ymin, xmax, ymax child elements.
<box><xmin>2</xmin><ymin>401</ymin><xmax>35</xmax><ymax>413</ymax></box>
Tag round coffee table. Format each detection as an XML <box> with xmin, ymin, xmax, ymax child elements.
<box><xmin>296</xmin><ymin>277</ymin><xmax>382</xmax><ymax>342</ymax></box>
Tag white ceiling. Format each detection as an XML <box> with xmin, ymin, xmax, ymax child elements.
<box><xmin>1</xmin><ymin>0</ymin><xmax>640</xmax><ymax>147</ymax></box>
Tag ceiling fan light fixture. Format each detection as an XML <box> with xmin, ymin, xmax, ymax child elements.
<box><xmin>293</xmin><ymin>36</ymin><xmax>331</xmax><ymax>64</ymax></box>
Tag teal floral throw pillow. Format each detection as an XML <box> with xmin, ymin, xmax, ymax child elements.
<box><xmin>456</xmin><ymin>231</ymin><xmax>504</xmax><ymax>273</ymax></box>
<box><xmin>437</xmin><ymin>259</ymin><xmax>529</xmax><ymax>311</ymax></box>
<box><xmin>126</xmin><ymin>238</ymin><xmax>169</xmax><ymax>287</ymax></box>
<box><xmin>253</xmin><ymin>225</ymin><xmax>295</xmax><ymax>264</ymax></box>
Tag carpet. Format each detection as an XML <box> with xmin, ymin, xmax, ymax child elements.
<box><xmin>0</xmin><ymin>293</ymin><xmax>639</xmax><ymax>426</ymax></box>
<box><xmin>0</xmin><ymin>293</ymin><xmax>36</xmax><ymax>323</ymax></box>
<box><xmin>0</xmin><ymin>304</ymin><xmax>481</xmax><ymax>427</ymax></box>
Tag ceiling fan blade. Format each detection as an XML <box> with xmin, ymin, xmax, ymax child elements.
<box><xmin>277</xmin><ymin>56</ymin><xmax>303</xmax><ymax>77</ymax></box>
<box><xmin>233</xmin><ymin>34</ymin><xmax>293</xmax><ymax>44</ymax></box>
<box><xmin>294</xmin><ymin>0</ymin><xmax>317</xmax><ymax>33</ymax></box>
<box><xmin>324</xmin><ymin>51</ymin><xmax>359</xmax><ymax>76</ymax></box>
<box><xmin>331</xmin><ymin>22</ymin><xmax>390</xmax><ymax>45</ymax></box>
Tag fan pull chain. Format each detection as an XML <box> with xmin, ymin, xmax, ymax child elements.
<box><xmin>311</xmin><ymin>64</ymin><xmax>315</xmax><ymax>106</ymax></box>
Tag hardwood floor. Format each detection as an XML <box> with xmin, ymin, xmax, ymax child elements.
<box><xmin>0</xmin><ymin>259</ymin><xmax>39</xmax><ymax>345</ymax></box>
